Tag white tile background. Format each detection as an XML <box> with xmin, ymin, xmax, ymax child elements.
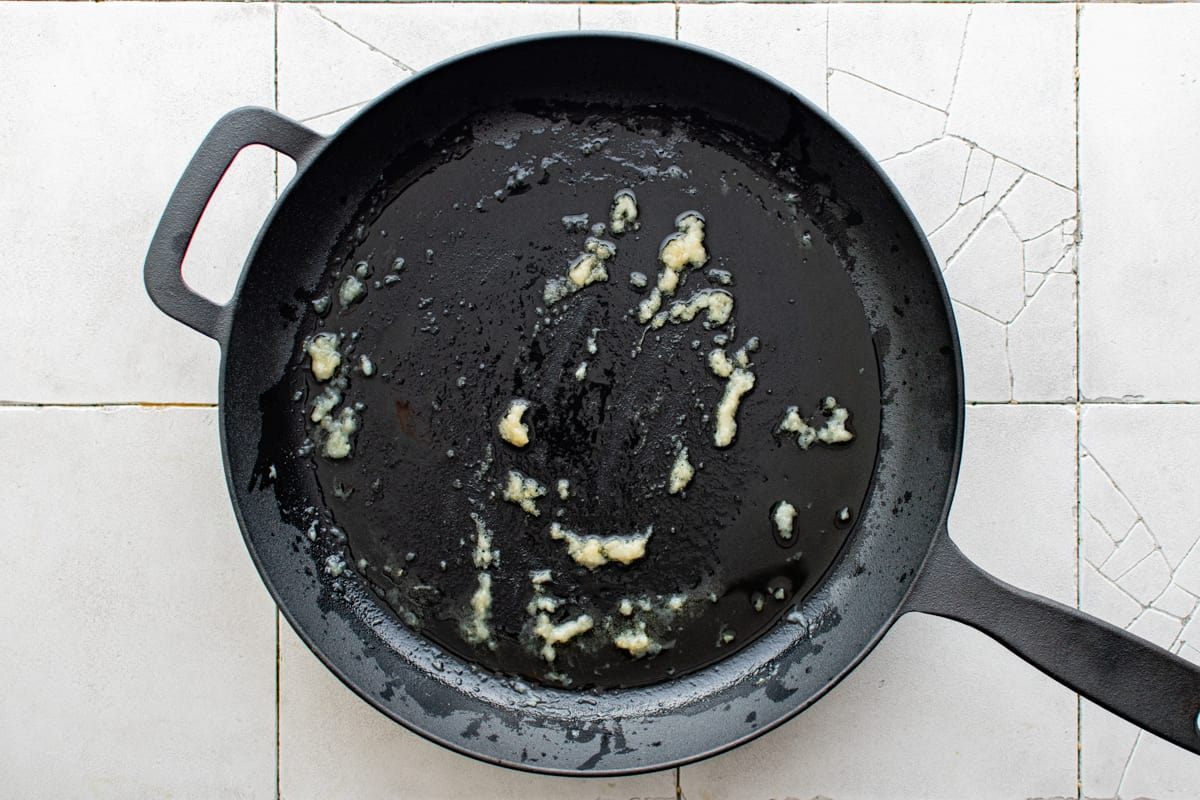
<box><xmin>2</xmin><ymin>2</ymin><xmax>1199</xmax><ymax>798</ymax></box>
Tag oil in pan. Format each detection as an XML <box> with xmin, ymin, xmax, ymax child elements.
<box><xmin>292</xmin><ymin>104</ymin><xmax>882</xmax><ymax>690</ymax></box>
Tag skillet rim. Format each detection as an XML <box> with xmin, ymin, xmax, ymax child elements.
<box><xmin>215</xmin><ymin>30</ymin><xmax>967</xmax><ymax>776</ymax></box>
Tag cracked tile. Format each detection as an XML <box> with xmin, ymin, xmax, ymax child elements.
<box><xmin>946</xmin><ymin>4</ymin><xmax>1076</xmax><ymax>188</ymax></box>
<box><xmin>578</xmin><ymin>3</ymin><xmax>675</xmax><ymax>36</ymax></box>
<box><xmin>953</xmin><ymin>301</ymin><xmax>1011</xmax><ymax>402</ymax></box>
<box><xmin>1100</xmin><ymin>521</ymin><xmax>1155</xmax><ymax>581</ymax></box>
<box><xmin>681</xmin><ymin>405</ymin><xmax>1077</xmax><ymax>798</ymax></box>
<box><xmin>1007</xmin><ymin>271</ymin><xmax>1076</xmax><ymax>401</ymax></box>
<box><xmin>881</xmin><ymin>137</ymin><xmax>973</xmax><ymax>233</ymax></box>
<box><xmin>1080</xmin><ymin>404</ymin><xmax>1200</xmax><ymax>798</ymax></box>
<box><xmin>1127</xmin><ymin>607</ymin><xmax>1183</xmax><ymax>651</ymax></box>
<box><xmin>981</xmin><ymin>157</ymin><xmax>1023</xmax><ymax>216</ymax></box>
<box><xmin>1024</xmin><ymin>224</ymin><xmax>1073</xmax><ymax>276</ymax></box>
<box><xmin>677</xmin><ymin>5</ymin><xmax>827</xmax><ymax>108</ymax></box>
<box><xmin>0</xmin><ymin>408</ymin><xmax>275</xmax><ymax>796</ymax></box>
<box><xmin>316</xmin><ymin>3</ymin><xmax>578</xmax><ymax>73</ymax></box>
<box><xmin>0</xmin><ymin>2</ymin><xmax>273</xmax><ymax>403</ymax></box>
<box><xmin>828</xmin><ymin>4</ymin><xmax>969</xmax><ymax>110</ymax></box>
<box><xmin>960</xmin><ymin>146</ymin><xmax>993</xmax><ymax>204</ymax></box>
<box><xmin>278</xmin><ymin>624</ymin><xmax>672</xmax><ymax>799</ymax></box>
<box><xmin>998</xmin><ymin>174</ymin><xmax>1077</xmax><ymax>240</ymax></box>
<box><xmin>944</xmin><ymin>212</ymin><xmax>1025</xmax><ymax>324</ymax></box>
<box><xmin>1080</xmin><ymin>5</ymin><xmax>1200</xmax><ymax>402</ymax></box>
<box><xmin>927</xmin><ymin>196</ymin><xmax>984</xmax><ymax>269</ymax></box>
<box><xmin>828</xmin><ymin>71</ymin><xmax>946</xmax><ymax>162</ymax></box>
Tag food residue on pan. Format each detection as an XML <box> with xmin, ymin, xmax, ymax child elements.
<box><xmin>555</xmin><ymin>479</ymin><xmax>570</xmax><ymax>500</ymax></box>
<box><xmin>306</xmin><ymin>333</ymin><xmax>341</xmax><ymax>381</ymax></box>
<box><xmin>637</xmin><ymin>212</ymin><xmax>708</xmax><ymax>323</ymax></box>
<box><xmin>780</xmin><ymin>397</ymin><xmax>855</xmax><ymax>449</ymax></box>
<box><xmin>613</xmin><ymin>620</ymin><xmax>661</xmax><ymax>658</ymax></box>
<box><xmin>545</xmin><ymin>236</ymin><xmax>617</xmax><ymax>305</ymax></box>
<box><xmin>713</xmin><ymin>368</ymin><xmax>755</xmax><ymax>448</ymax></box>
<box><xmin>549</xmin><ymin>522</ymin><xmax>652</xmax><ymax>568</ymax></box>
<box><xmin>470</xmin><ymin>512</ymin><xmax>494</xmax><ymax>568</ymax></box>
<box><xmin>339</xmin><ymin>274</ymin><xmax>366</xmax><ymax>307</ymax></box>
<box><xmin>462</xmin><ymin>572</ymin><xmax>493</xmax><ymax>644</ymax></box>
<box><xmin>503</xmin><ymin>470</ymin><xmax>546</xmax><ymax>516</ymax></box>
<box><xmin>498</xmin><ymin>399</ymin><xmax>531</xmax><ymax>447</ymax></box>
<box><xmin>320</xmin><ymin>407</ymin><xmax>358</xmax><ymax>459</ymax></box>
<box><xmin>773</xmin><ymin>500</ymin><xmax>797</xmax><ymax>540</ymax></box>
<box><xmin>534</xmin><ymin>611</ymin><xmax>594</xmax><ymax>662</ymax></box>
<box><xmin>609</xmin><ymin>189</ymin><xmax>639</xmax><ymax>234</ymax></box>
<box><xmin>668</xmin><ymin>447</ymin><xmax>694</xmax><ymax>495</ymax></box>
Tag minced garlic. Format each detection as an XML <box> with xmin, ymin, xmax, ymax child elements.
<box><xmin>773</xmin><ymin>501</ymin><xmax>797</xmax><ymax>540</ymax></box>
<box><xmin>713</xmin><ymin>368</ymin><xmax>755</xmax><ymax>448</ymax></box>
<box><xmin>498</xmin><ymin>399</ymin><xmax>531</xmax><ymax>447</ymax></box>
<box><xmin>610</xmin><ymin>189</ymin><xmax>639</xmax><ymax>234</ymax></box>
<box><xmin>534</xmin><ymin>612</ymin><xmax>594</xmax><ymax>662</ymax></box>
<box><xmin>503</xmin><ymin>470</ymin><xmax>546</xmax><ymax>516</ymax></box>
<box><xmin>550</xmin><ymin>522</ymin><xmax>652</xmax><ymax>569</ymax></box>
<box><xmin>668</xmin><ymin>447</ymin><xmax>694</xmax><ymax>494</ymax></box>
<box><xmin>306</xmin><ymin>333</ymin><xmax>341</xmax><ymax>381</ymax></box>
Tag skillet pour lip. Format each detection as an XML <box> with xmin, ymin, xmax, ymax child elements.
<box><xmin>208</xmin><ymin>31</ymin><xmax>963</xmax><ymax>775</ymax></box>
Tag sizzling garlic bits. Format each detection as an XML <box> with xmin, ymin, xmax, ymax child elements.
<box><xmin>550</xmin><ymin>522</ymin><xmax>653</xmax><ymax>569</ymax></box>
<box><xmin>503</xmin><ymin>470</ymin><xmax>546</xmax><ymax>516</ymax></box>
<box><xmin>545</xmin><ymin>237</ymin><xmax>617</xmax><ymax>305</ymax></box>
<box><xmin>773</xmin><ymin>501</ymin><xmax>797</xmax><ymax>540</ymax></box>
<box><xmin>609</xmin><ymin>189</ymin><xmax>639</xmax><ymax>234</ymax></box>
<box><xmin>713</xmin><ymin>368</ymin><xmax>756</xmax><ymax>448</ymax></box>
<box><xmin>780</xmin><ymin>396</ymin><xmax>855</xmax><ymax>449</ymax></box>
<box><xmin>498</xmin><ymin>399</ymin><xmax>531</xmax><ymax>447</ymax></box>
<box><xmin>638</xmin><ymin>212</ymin><xmax>708</xmax><ymax>323</ymax></box>
<box><xmin>668</xmin><ymin>447</ymin><xmax>694</xmax><ymax>494</ymax></box>
<box><xmin>534</xmin><ymin>612</ymin><xmax>594</xmax><ymax>662</ymax></box>
<box><xmin>320</xmin><ymin>408</ymin><xmax>358</xmax><ymax>459</ymax></box>
<box><xmin>613</xmin><ymin>620</ymin><xmax>661</xmax><ymax>658</ymax></box>
<box><xmin>462</xmin><ymin>572</ymin><xmax>493</xmax><ymax>645</ymax></box>
<box><xmin>306</xmin><ymin>333</ymin><xmax>341</xmax><ymax>381</ymax></box>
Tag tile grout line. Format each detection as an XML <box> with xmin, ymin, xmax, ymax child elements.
<box><xmin>1073</xmin><ymin>4</ymin><xmax>1083</xmax><ymax>797</ymax></box>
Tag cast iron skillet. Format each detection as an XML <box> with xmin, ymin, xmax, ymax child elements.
<box><xmin>145</xmin><ymin>33</ymin><xmax>1200</xmax><ymax>774</ymax></box>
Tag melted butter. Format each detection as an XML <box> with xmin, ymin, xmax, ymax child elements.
<box><xmin>550</xmin><ymin>522</ymin><xmax>653</xmax><ymax>569</ymax></box>
<box><xmin>502</xmin><ymin>470</ymin><xmax>546</xmax><ymax>516</ymax></box>
<box><xmin>498</xmin><ymin>399</ymin><xmax>531</xmax><ymax>447</ymax></box>
<box><xmin>306</xmin><ymin>333</ymin><xmax>341</xmax><ymax>381</ymax></box>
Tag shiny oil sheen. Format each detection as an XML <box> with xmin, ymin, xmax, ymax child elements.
<box><xmin>294</xmin><ymin>104</ymin><xmax>881</xmax><ymax>689</ymax></box>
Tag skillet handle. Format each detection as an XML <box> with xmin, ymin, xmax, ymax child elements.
<box><xmin>902</xmin><ymin>531</ymin><xmax>1200</xmax><ymax>755</ymax></box>
<box><xmin>144</xmin><ymin>107</ymin><xmax>325</xmax><ymax>341</ymax></box>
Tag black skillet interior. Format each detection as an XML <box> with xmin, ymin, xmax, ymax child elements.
<box><xmin>217</xmin><ymin>34</ymin><xmax>962</xmax><ymax>773</ymax></box>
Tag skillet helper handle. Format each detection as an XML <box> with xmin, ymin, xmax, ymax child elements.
<box><xmin>903</xmin><ymin>532</ymin><xmax>1200</xmax><ymax>755</ymax></box>
<box><xmin>144</xmin><ymin>107</ymin><xmax>325</xmax><ymax>341</ymax></box>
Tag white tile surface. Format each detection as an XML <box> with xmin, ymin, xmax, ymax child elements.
<box><xmin>278</xmin><ymin>623</ymin><xmax>674</xmax><ymax>800</ymax></box>
<box><xmin>10</xmin><ymin>1</ymin><xmax>1200</xmax><ymax>796</ymax></box>
<box><xmin>0</xmin><ymin>2</ymin><xmax>275</xmax><ymax>404</ymax></box>
<box><xmin>0</xmin><ymin>407</ymin><xmax>276</xmax><ymax>798</ymax></box>
<box><xmin>579</xmin><ymin>2</ymin><xmax>676</xmax><ymax>36</ymax></box>
<box><xmin>1079</xmin><ymin>404</ymin><xmax>1200</xmax><ymax>799</ymax></box>
<box><xmin>1080</xmin><ymin>4</ymin><xmax>1200</xmax><ymax>402</ymax></box>
<box><xmin>677</xmin><ymin>4</ymin><xmax>828</xmax><ymax>108</ymax></box>
<box><xmin>680</xmin><ymin>405</ymin><xmax>1079</xmax><ymax>798</ymax></box>
<box><xmin>824</xmin><ymin>3</ymin><xmax>1078</xmax><ymax>403</ymax></box>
